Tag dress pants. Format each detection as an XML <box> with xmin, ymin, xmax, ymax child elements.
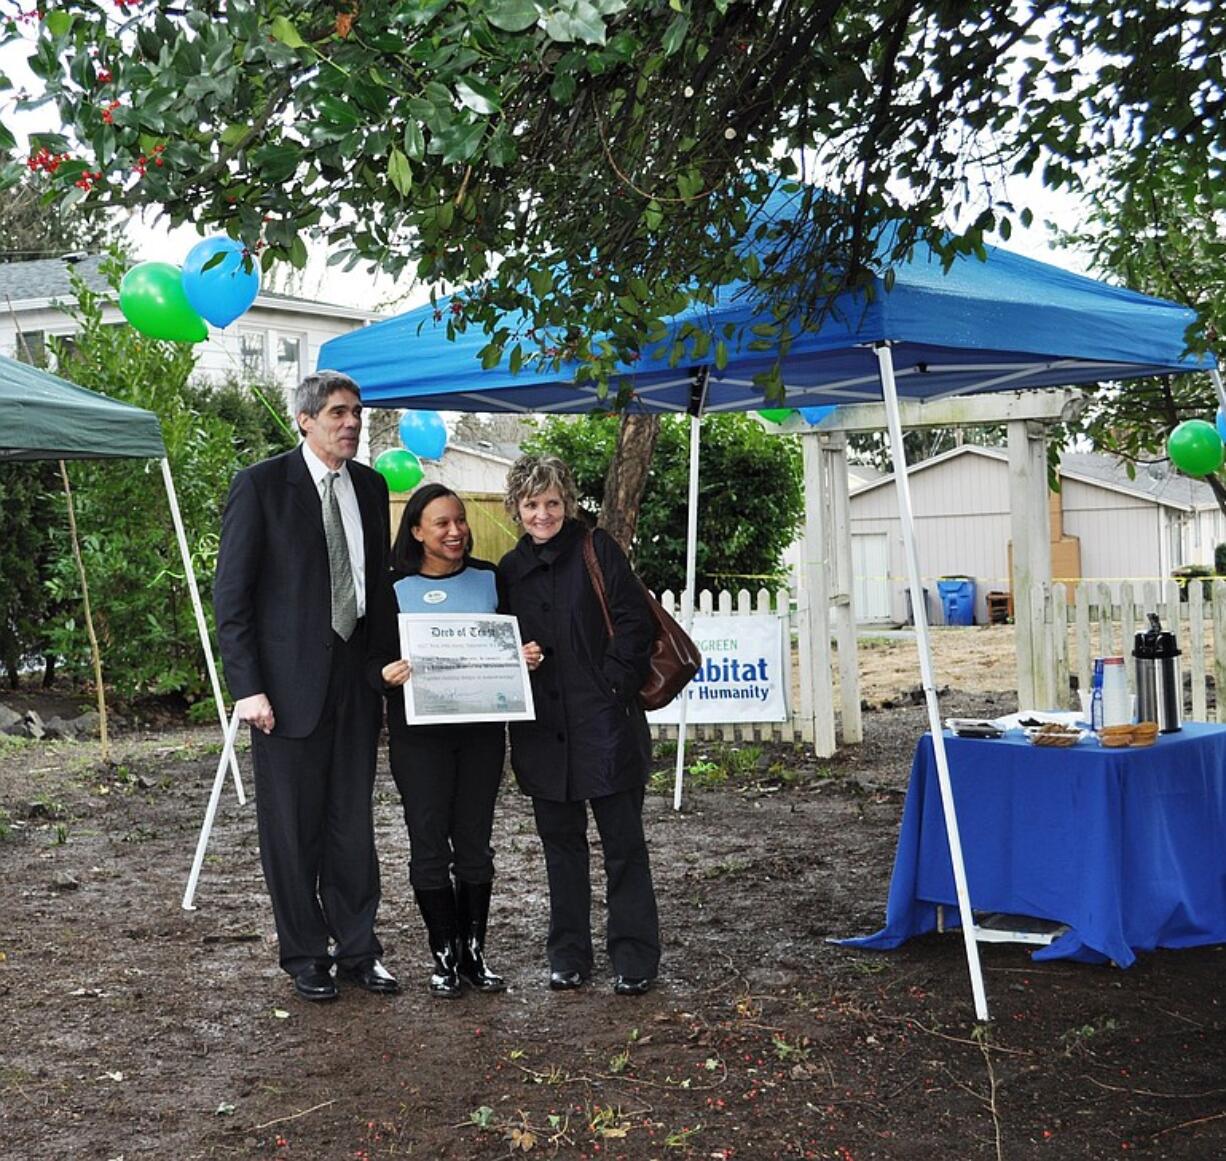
<box><xmin>531</xmin><ymin>786</ymin><xmax>660</xmax><ymax>979</ymax></box>
<box><xmin>388</xmin><ymin>723</ymin><xmax>504</xmax><ymax>889</ymax></box>
<box><xmin>251</xmin><ymin>628</ymin><xmax>381</xmax><ymax>976</ymax></box>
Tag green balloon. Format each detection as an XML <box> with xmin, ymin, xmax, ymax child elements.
<box><xmin>758</xmin><ymin>408</ymin><xmax>795</xmax><ymax>424</ymax></box>
<box><xmin>374</xmin><ymin>448</ymin><xmax>424</xmax><ymax>493</ymax></box>
<box><xmin>119</xmin><ymin>262</ymin><xmax>208</xmax><ymax>343</ymax></box>
<box><xmin>1167</xmin><ymin>419</ymin><xmax>1224</xmax><ymax>478</ymax></box>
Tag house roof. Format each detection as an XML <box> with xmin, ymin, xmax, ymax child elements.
<box><xmin>0</xmin><ymin>254</ymin><xmax>379</xmax><ymax>321</ymax></box>
<box><xmin>447</xmin><ymin>438</ymin><xmax>519</xmax><ymax>464</ymax></box>
<box><xmin>850</xmin><ymin>444</ymin><xmax>1219</xmax><ymax>512</ymax></box>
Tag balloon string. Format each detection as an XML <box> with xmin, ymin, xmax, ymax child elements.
<box><xmin>249</xmin><ymin>382</ymin><xmax>296</xmax><ymax>442</ymax></box>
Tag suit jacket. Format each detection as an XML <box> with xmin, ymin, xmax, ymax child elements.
<box><xmin>214</xmin><ymin>445</ymin><xmax>390</xmax><ymax>738</ymax></box>
<box><xmin>497</xmin><ymin>521</ymin><xmax>654</xmax><ymax>801</ymax></box>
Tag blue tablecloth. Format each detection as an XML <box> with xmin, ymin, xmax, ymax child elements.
<box><xmin>845</xmin><ymin>722</ymin><xmax>1226</xmax><ymax>965</ymax></box>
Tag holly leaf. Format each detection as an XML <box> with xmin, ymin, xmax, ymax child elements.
<box><xmin>269</xmin><ymin>16</ymin><xmax>308</xmax><ymax>50</ymax></box>
<box><xmin>388</xmin><ymin>147</ymin><xmax>413</xmax><ymax>196</ymax></box>
<box><xmin>486</xmin><ymin>0</ymin><xmax>540</xmax><ymax>33</ymax></box>
<box><xmin>455</xmin><ymin>75</ymin><xmax>501</xmax><ymax>115</ymax></box>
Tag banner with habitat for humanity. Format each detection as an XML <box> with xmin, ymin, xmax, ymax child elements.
<box><xmin>647</xmin><ymin>613</ymin><xmax>787</xmax><ymax>724</ymax></box>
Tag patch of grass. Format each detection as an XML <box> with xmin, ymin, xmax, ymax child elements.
<box><xmin>653</xmin><ymin>738</ymin><xmax>678</xmax><ymax>760</ymax></box>
<box><xmin>0</xmin><ymin>806</ymin><xmax>10</xmax><ymax>839</ymax></box>
<box><xmin>0</xmin><ymin>733</ymin><xmax>30</xmax><ymax>753</ymax></box>
<box><xmin>702</xmin><ymin>857</ymin><xmax>751</xmax><ymax>880</ymax></box>
<box><xmin>1060</xmin><ymin>1016</ymin><xmax>1119</xmax><ymax>1055</ymax></box>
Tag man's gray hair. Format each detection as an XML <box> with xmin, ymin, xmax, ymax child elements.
<box><xmin>293</xmin><ymin>371</ymin><xmax>362</xmax><ymax>433</ymax></box>
<box><xmin>503</xmin><ymin>454</ymin><xmax>579</xmax><ymax>521</ymax></box>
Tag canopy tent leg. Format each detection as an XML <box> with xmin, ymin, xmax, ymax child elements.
<box><xmin>182</xmin><ymin>706</ymin><xmax>242</xmax><ymax>910</ymax></box>
<box><xmin>1212</xmin><ymin>368</ymin><xmax>1226</xmax><ymax>411</ymax></box>
<box><xmin>873</xmin><ymin>342</ymin><xmax>991</xmax><ymax>1023</ymax></box>
<box><xmin>58</xmin><ymin>461</ymin><xmax>109</xmax><ymax>764</ymax></box>
<box><xmin>672</xmin><ymin>408</ymin><xmax>702</xmax><ymax>811</ymax></box>
<box><xmin>160</xmin><ymin>458</ymin><xmax>245</xmax><ymax>805</ymax></box>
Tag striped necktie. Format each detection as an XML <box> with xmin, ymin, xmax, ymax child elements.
<box><xmin>322</xmin><ymin>471</ymin><xmax>358</xmax><ymax>641</ymax></box>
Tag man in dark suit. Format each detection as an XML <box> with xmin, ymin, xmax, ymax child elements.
<box><xmin>214</xmin><ymin>370</ymin><xmax>398</xmax><ymax>1001</ymax></box>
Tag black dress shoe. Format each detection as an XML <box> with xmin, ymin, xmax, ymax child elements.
<box><xmin>339</xmin><ymin>959</ymin><xmax>400</xmax><ymax>994</ymax></box>
<box><xmin>612</xmin><ymin>976</ymin><xmax>652</xmax><ymax>996</ymax></box>
<box><xmin>293</xmin><ymin>965</ymin><xmax>338</xmax><ymax>1002</ymax></box>
<box><xmin>548</xmin><ymin>969</ymin><xmax>585</xmax><ymax>991</ymax></box>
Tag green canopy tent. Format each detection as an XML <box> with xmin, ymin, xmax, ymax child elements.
<box><xmin>0</xmin><ymin>354</ymin><xmax>242</xmax><ymax>814</ymax></box>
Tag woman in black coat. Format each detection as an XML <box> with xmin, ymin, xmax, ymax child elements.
<box><xmin>497</xmin><ymin>454</ymin><xmax>661</xmax><ymax>995</ymax></box>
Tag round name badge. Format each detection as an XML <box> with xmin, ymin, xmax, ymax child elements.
<box><xmin>423</xmin><ymin>589</ymin><xmax>447</xmax><ymax>604</ymax></box>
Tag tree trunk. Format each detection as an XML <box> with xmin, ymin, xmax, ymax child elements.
<box><xmin>599</xmin><ymin>413</ymin><xmax>661</xmax><ymax>557</ymax></box>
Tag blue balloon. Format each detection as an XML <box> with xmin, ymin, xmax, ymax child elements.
<box><xmin>1216</xmin><ymin>408</ymin><xmax>1226</xmax><ymax>444</ymax></box>
<box><xmin>398</xmin><ymin>410</ymin><xmax>448</xmax><ymax>461</ymax></box>
<box><xmin>181</xmin><ymin>236</ymin><xmax>260</xmax><ymax>328</ymax></box>
<box><xmin>799</xmin><ymin>405</ymin><xmax>836</xmax><ymax>425</ymax></box>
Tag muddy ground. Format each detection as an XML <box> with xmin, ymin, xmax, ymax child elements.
<box><xmin>2</xmin><ymin>631</ymin><xmax>1225</xmax><ymax>1160</ymax></box>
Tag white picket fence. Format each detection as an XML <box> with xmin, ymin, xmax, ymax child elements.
<box><xmin>650</xmin><ymin>587</ymin><xmax>814</xmax><ymax>744</ymax></box>
<box><xmin>1034</xmin><ymin>579</ymin><xmax>1226</xmax><ymax>721</ymax></box>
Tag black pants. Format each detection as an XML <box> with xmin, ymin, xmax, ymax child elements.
<box><xmin>532</xmin><ymin>786</ymin><xmax>660</xmax><ymax>979</ymax></box>
<box><xmin>389</xmin><ymin>723</ymin><xmax>504</xmax><ymax>890</ymax></box>
<box><xmin>251</xmin><ymin>630</ymin><xmax>381</xmax><ymax>976</ymax></box>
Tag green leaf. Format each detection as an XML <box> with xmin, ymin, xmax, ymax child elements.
<box><xmin>455</xmin><ymin>75</ymin><xmax>501</xmax><ymax>115</ymax></box>
<box><xmin>45</xmin><ymin>11</ymin><xmax>74</xmax><ymax>37</ymax></box>
<box><xmin>269</xmin><ymin>15</ymin><xmax>308</xmax><ymax>50</ymax></box>
<box><xmin>388</xmin><ymin>148</ymin><xmax>413</xmax><ymax>196</ymax></box>
<box><xmin>486</xmin><ymin>0</ymin><xmax>540</xmax><ymax>32</ymax></box>
<box><xmin>661</xmin><ymin>12</ymin><xmax>688</xmax><ymax>55</ymax></box>
<box><xmin>480</xmin><ymin>342</ymin><xmax>503</xmax><ymax>370</ymax></box>
<box><xmin>403</xmin><ymin>120</ymin><xmax>425</xmax><ymax>161</ymax></box>
<box><xmin>509</xmin><ymin>343</ymin><xmax>524</xmax><ymax>373</ymax></box>
<box><xmin>220</xmin><ymin>124</ymin><xmax>248</xmax><ymax>147</ymax></box>
<box><xmin>644</xmin><ymin>198</ymin><xmax>662</xmax><ymax>231</ymax></box>
<box><xmin>715</xmin><ymin>340</ymin><xmax>728</xmax><ymax>371</ymax></box>
<box><xmin>0</xmin><ymin>122</ymin><xmax>15</xmax><ymax>153</ymax></box>
<box><xmin>289</xmin><ymin>235</ymin><xmax>309</xmax><ymax>269</ymax></box>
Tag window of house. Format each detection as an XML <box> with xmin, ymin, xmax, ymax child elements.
<box><xmin>15</xmin><ymin>330</ymin><xmax>45</xmax><ymax>366</ymax></box>
<box><xmin>240</xmin><ymin>329</ymin><xmax>268</xmax><ymax>377</ymax></box>
<box><xmin>275</xmin><ymin>334</ymin><xmax>301</xmax><ymax>379</ymax></box>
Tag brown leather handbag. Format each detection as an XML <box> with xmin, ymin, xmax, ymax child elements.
<box><xmin>582</xmin><ymin>530</ymin><xmax>702</xmax><ymax>711</ymax></box>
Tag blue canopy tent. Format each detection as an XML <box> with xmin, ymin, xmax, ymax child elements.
<box><xmin>321</xmin><ymin>191</ymin><xmax>1217</xmax><ymax>1021</ymax></box>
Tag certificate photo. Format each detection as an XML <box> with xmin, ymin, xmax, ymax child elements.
<box><xmin>398</xmin><ymin>613</ymin><xmax>536</xmax><ymax>725</ymax></box>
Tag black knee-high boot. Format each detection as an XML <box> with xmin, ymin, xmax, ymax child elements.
<box><xmin>413</xmin><ymin>886</ymin><xmax>462</xmax><ymax>999</ymax></box>
<box><xmin>455</xmin><ymin>880</ymin><xmax>506</xmax><ymax>992</ymax></box>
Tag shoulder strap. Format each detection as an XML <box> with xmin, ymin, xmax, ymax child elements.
<box><xmin>581</xmin><ymin>529</ymin><xmax>615</xmax><ymax>639</ymax></box>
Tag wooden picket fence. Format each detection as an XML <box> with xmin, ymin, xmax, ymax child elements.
<box><xmin>1033</xmin><ymin>579</ymin><xmax>1226</xmax><ymax>721</ymax></box>
<box><xmin>649</xmin><ymin>586</ymin><xmax>814</xmax><ymax>744</ymax></box>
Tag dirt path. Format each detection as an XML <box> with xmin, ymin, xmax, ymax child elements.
<box><xmin>1</xmin><ymin>666</ymin><xmax>1225</xmax><ymax>1159</ymax></box>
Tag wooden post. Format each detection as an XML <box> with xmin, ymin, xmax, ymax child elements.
<box><xmin>1008</xmin><ymin>419</ymin><xmax>1052</xmax><ymax>707</ymax></box>
<box><xmin>58</xmin><ymin>461</ymin><xmax>108</xmax><ymax>763</ymax></box>
<box><xmin>823</xmin><ymin>432</ymin><xmax>862</xmax><ymax>743</ymax></box>
<box><xmin>799</xmin><ymin>431</ymin><xmax>836</xmax><ymax>756</ymax></box>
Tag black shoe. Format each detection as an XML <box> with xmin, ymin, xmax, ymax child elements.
<box><xmin>429</xmin><ymin>942</ymin><xmax>463</xmax><ymax>999</ymax></box>
<box><xmin>455</xmin><ymin>880</ymin><xmax>507</xmax><ymax>993</ymax></box>
<box><xmin>293</xmin><ymin>964</ymin><xmax>338</xmax><ymax>1002</ymax></box>
<box><xmin>339</xmin><ymin>958</ymin><xmax>400</xmax><ymax>994</ymax></box>
<box><xmin>612</xmin><ymin>976</ymin><xmax>652</xmax><ymax>996</ymax></box>
<box><xmin>549</xmin><ymin>969</ymin><xmax>585</xmax><ymax>991</ymax></box>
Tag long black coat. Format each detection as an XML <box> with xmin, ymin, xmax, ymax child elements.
<box><xmin>213</xmin><ymin>446</ymin><xmax>389</xmax><ymax>739</ymax></box>
<box><xmin>498</xmin><ymin>520</ymin><xmax>654</xmax><ymax>802</ymax></box>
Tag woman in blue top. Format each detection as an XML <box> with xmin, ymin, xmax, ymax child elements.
<box><xmin>368</xmin><ymin>483</ymin><xmax>542</xmax><ymax>998</ymax></box>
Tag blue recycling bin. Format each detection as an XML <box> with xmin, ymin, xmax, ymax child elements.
<box><xmin>937</xmin><ymin>576</ymin><xmax>976</xmax><ymax>626</ymax></box>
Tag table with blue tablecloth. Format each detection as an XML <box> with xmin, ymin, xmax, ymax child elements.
<box><xmin>846</xmin><ymin>722</ymin><xmax>1226</xmax><ymax>965</ymax></box>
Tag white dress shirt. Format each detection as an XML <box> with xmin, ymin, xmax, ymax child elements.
<box><xmin>301</xmin><ymin>442</ymin><xmax>367</xmax><ymax>618</ymax></box>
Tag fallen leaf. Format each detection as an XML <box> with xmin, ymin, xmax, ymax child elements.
<box><xmin>272</xmin><ymin>1008</ymin><xmax>290</xmax><ymax>1019</ymax></box>
<box><xmin>215</xmin><ymin>1101</ymin><xmax>236</xmax><ymax>1116</ymax></box>
<box><xmin>98</xmin><ymin>1070</ymin><xmax>124</xmax><ymax>1082</ymax></box>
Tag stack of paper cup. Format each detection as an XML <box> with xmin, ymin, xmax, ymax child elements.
<box><xmin>1100</xmin><ymin>656</ymin><xmax>1131</xmax><ymax>727</ymax></box>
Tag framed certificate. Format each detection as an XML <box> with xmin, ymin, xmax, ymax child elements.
<box><xmin>398</xmin><ymin>613</ymin><xmax>536</xmax><ymax>725</ymax></box>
